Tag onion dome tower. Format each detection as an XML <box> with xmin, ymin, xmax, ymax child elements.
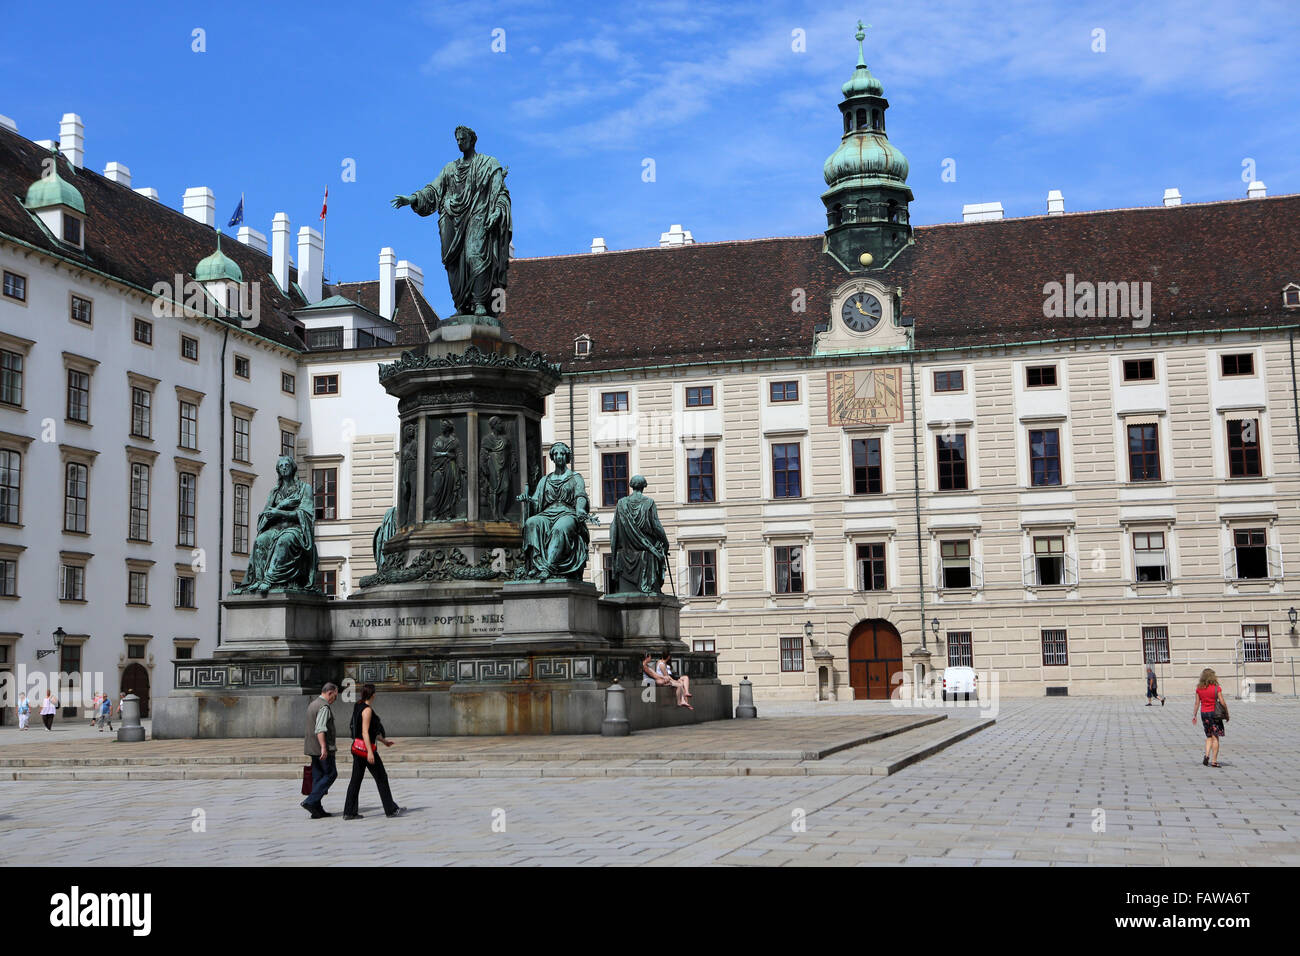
<box><xmin>821</xmin><ymin>21</ymin><xmax>913</xmax><ymax>271</ymax></box>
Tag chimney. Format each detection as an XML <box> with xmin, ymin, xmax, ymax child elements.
<box><xmin>134</xmin><ymin>187</ymin><xmax>159</xmax><ymax>201</ymax></box>
<box><xmin>1248</xmin><ymin>180</ymin><xmax>1267</xmax><ymax>199</ymax></box>
<box><xmin>182</xmin><ymin>187</ymin><xmax>215</xmax><ymax>227</ymax></box>
<box><xmin>590</xmin><ymin>237</ymin><xmax>607</xmax><ymax>253</ymax></box>
<box><xmin>1046</xmin><ymin>190</ymin><xmax>1065</xmax><ymax>215</ymax></box>
<box><xmin>379</xmin><ymin>247</ymin><xmax>397</xmax><ymax>320</ymax></box>
<box><xmin>103</xmin><ymin>162</ymin><xmax>131</xmax><ymax>187</ymax></box>
<box><xmin>658</xmin><ymin>224</ymin><xmax>694</xmax><ymax>247</ymax></box>
<box><xmin>272</xmin><ymin>213</ymin><xmax>291</xmax><ymax>292</ymax></box>
<box><xmin>1162</xmin><ymin>188</ymin><xmax>1182</xmax><ymax>207</ymax></box>
<box><xmin>0</xmin><ymin>115</ymin><xmax>17</xmax><ymax>133</ymax></box>
<box><xmin>962</xmin><ymin>201</ymin><xmax>1004</xmax><ymax>222</ymax></box>
<box><xmin>237</xmin><ymin>226</ymin><xmax>268</xmax><ymax>254</ymax></box>
<box><xmin>396</xmin><ymin>260</ymin><xmax>424</xmax><ymax>295</ymax></box>
<box><xmin>35</xmin><ymin>138</ymin><xmax>56</xmax><ymax>151</ymax></box>
<box><xmin>297</xmin><ymin>226</ymin><xmax>324</xmax><ymax>304</ymax></box>
<box><xmin>59</xmin><ymin>113</ymin><xmax>84</xmax><ymax>168</ymax></box>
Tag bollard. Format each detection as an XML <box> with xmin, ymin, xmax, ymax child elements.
<box><xmin>735</xmin><ymin>676</ymin><xmax>757</xmax><ymax>719</ymax></box>
<box><xmin>601</xmin><ymin>678</ymin><xmax>631</xmax><ymax>737</ymax></box>
<box><xmin>116</xmin><ymin>693</ymin><xmax>146</xmax><ymax>742</ymax></box>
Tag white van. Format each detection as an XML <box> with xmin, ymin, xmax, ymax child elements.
<box><xmin>942</xmin><ymin>666</ymin><xmax>978</xmax><ymax>701</ymax></box>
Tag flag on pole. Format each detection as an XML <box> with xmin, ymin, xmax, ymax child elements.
<box><xmin>319</xmin><ymin>187</ymin><xmax>328</xmax><ymax>221</ymax></box>
<box><xmin>227</xmin><ymin>193</ymin><xmax>244</xmax><ymax>229</ymax></box>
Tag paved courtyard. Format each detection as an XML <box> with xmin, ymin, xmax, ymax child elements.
<box><xmin>1</xmin><ymin>696</ymin><xmax>1297</xmax><ymax>865</ymax></box>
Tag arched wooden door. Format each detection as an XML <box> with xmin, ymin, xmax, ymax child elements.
<box><xmin>121</xmin><ymin>663</ymin><xmax>150</xmax><ymax>717</ymax></box>
<box><xmin>848</xmin><ymin>619</ymin><xmax>903</xmax><ymax>700</ymax></box>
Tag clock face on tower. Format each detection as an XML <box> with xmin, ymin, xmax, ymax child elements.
<box><xmin>842</xmin><ymin>291</ymin><xmax>883</xmax><ymax>332</ymax></box>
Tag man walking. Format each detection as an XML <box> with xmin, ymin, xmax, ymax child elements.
<box><xmin>96</xmin><ymin>692</ymin><xmax>114</xmax><ymax>732</ymax></box>
<box><xmin>301</xmin><ymin>682</ymin><xmax>339</xmax><ymax>819</ymax></box>
<box><xmin>1146</xmin><ymin>664</ymin><xmax>1165</xmax><ymax>706</ymax></box>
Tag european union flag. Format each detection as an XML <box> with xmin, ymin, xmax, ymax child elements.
<box><xmin>227</xmin><ymin>193</ymin><xmax>244</xmax><ymax>229</ymax></box>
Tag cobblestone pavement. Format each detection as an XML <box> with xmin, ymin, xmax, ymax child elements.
<box><xmin>1</xmin><ymin>696</ymin><xmax>1296</xmax><ymax>865</ymax></box>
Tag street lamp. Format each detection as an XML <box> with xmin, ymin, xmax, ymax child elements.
<box><xmin>930</xmin><ymin>617</ymin><xmax>940</xmax><ymax>648</ymax></box>
<box><xmin>37</xmin><ymin>626</ymin><xmax>64</xmax><ymax>661</ymax></box>
<box><xmin>1289</xmin><ymin>606</ymin><xmax>1297</xmax><ymax>637</ymax></box>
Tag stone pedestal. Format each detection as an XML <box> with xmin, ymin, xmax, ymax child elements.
<box><xmin>600</xmin><ymin>592</ymin><xmax>686</xmax><ymax>649</ymax></box>
<box><xmin>218</xmin><ymin>592</ymin><xmax>331</xmax><ymax>655</ymax></box>
<box><xmin>496</xmin><ymin>580</ymin><xmax>609</xmax><ymax>650</ymax></box>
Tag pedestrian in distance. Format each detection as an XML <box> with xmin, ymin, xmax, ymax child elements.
<box><xmin>1194</xmin><ymin>667</ymin><xmax>1228</xmax><ymax>768</ymax></box>
<box><xmin>342</xmin><ymin>683</ymin><xmax>403</xmax><ymax>820</ymax></box>
<box><xmin>39</xmin><ymin>691</ymin><xmax>57</xmax><ymax>731</ymax></box>
<box><xmin>301</xmin><ymin>682</ymin><xmax>339</xmax><ymax>819</ymax></box>
<box><xmin>1145</xmin><ymin>664</ymin><xmax>1165</xmax><ymax>706</ymax></box>
<box><xmin>96</xmin><ymin>692</ymin><xmax>114</xmax><ymax>732</ymax></box>
<box><xmin>89</xmin><ymin>693</ymin><xmax>101</xmax><ymax>726</ymax></box>
<box><xmin>16</xmin><ymin>692</ymin><xmax>30</xmax><ymax>730</ymax></box>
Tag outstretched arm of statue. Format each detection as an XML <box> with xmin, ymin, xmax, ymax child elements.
<box><xmin>390</xmin><ymin>194</ymin><xmax>414</xmax><ymax>209</ymax></box>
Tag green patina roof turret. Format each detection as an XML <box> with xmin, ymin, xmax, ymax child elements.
<box><xmin>841</xmin><ymin>21</ymin><xmax>884</xmax><ymax>98</ymax></box>
<box><xmin>24</xmin><ymin>144</ymin><xmax>85</xmax><ymax>214</ymax></box>
<box><xmin>195</xmin><ymin>230</ymin><xmax>243</xmax><ymax>283</ymax></box>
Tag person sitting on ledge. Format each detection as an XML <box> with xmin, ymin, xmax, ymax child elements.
<box><xmin>640</xmin><ymin>652</ymin><xmax>661</xmax><ymax>687</ymax></box>
<box><xmin>656</xmin><ymin>651</ymin><xmax>693</xmax><ymax>710</ymax></box>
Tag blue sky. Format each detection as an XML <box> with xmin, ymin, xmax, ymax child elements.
<box><xmin>2</xmin><ymin>0</ymin><xmax>1296</xmax><ymax>317</ymax></box>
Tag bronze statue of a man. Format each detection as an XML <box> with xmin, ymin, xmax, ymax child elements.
<box><xmin>392</xmin><ymin>126</ymin><xmax>511</xmax><ymax>319</ymax></box>
<box><xmin>609</xmin><ymin>475</ymin><xmax>669</xmax><ymax>594</ymax></box>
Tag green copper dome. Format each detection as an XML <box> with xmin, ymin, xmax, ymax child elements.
<box><xmin>195</xmin><ymin>231</ymin><xmax>243</xmax><ymax>283</ymax></box>
<box><xmin>24</xmin><ymin>149</ymin><xmax>85</xmax><ymax>214</ymax></box>
<box><xmin>824</xmin><ymin>133</ymin><xmax>909</xmax><ymax>186</ymax></box>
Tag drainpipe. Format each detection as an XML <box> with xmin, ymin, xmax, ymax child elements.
<box><xmin>909</xmin><ymin>349</ymin><xmax>926</xmax><ymax>654</ymax></box>
<box><xmin>568</xmin><ymin>378</ymin><xmax>575</xmax><ymax>459</ymax></box>
<box><xmin>217</xmin><ymin>326</ymin><xmax>229</xmax><ymax>648</ymax></box>
<box><xmin>1291</xmin><ymin>329</ymin><xmax>1299</xmax><ymax>482</ymax></box>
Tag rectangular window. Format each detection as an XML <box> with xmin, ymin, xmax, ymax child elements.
<box><xmin>600</xmin><ymin>391</ymin><xmax>629</xmax><ymax>412</ymax></box>
<box><xmin>1034</xmin><ymin>536</ymin><xmax>1065</xmax><ymax>586</ymax></box>
<box><xmin>600</xmin><ymin>452</ymin><xmax>629</xmax><ymax>507</ymax></box>
<box><xmin>1233</xmin><ymin>528</ymin><xmax>1268</xmax><ymax>579</ymax></box>
<box><xmin>1028</xmin><ymin>429</ymin><xmax>1061</xmax><ymax>486</ymax></box>
<box><xmin>946</xmin><ymin>631</ymin><xmax>973</xmax><ymax>667</ymax></box>
<box><xmin>771</xmin><ymin>443</ymin><xmax>802</xmax><ymax>498</ymax></box>
<box><xmin>1122</xmin><ymin>358</ymin><xmax>1155</xmax><ymax>382</ymax></box>
<box><xmin>0</xmin><ymin>449</ymin><xmax>20</xmax><ymax>524</ymax></box>
<box><xmin>233</xmin><ymin>415</ymin><xmax>250</xmax><ymax>463</ymax></box>
<box><xmin>313</xmin><ymin>468</ymin><xmax>337</xmax><ymax>521</ymax></box>
<box><xmin>936</xmin><ymin>434</ymin><xmax>968</xmax><ymax>490</ymax></box>
<box><xmin>64</xmin><ymin>462</ymin><xmax>88</xmax><ymax>533</ymax></box>
<box><xmin>233</xmin><ymin>483</ymin><xmax>250</xmax><ymax>554</ymax></box>
<box><xmin>133</xmin><ymin>317</ymin><xmax>153</xmax><ymax>345</ymax></box>
<box><xmin>320</xmin><ymin>569</ymin><xmax>338</xmax><ymax>599</ymax></box>
<box><xmin>685</xmin><ymin>385</ymin><xmax>714</xmax><ymax>407</ymax></box>
<box><xmin>940</xmin><ymin>540</ymin><xmax>971</xmax><ymax>589</ymax></box>
<box><xmin>1041</xmin><ymin>629</ymin><xmax>1069</xmax><ymax>666</ymax></box>
<box><xmin>175</xmin><ymin>645</ymin><xmax>193</xmax><ymax>660</ymax></box>
<box><xmin>128</xmin><ymin>570</ymin><xmax>148</xmax><ymax>606</ymax></box>
<box><xmin>280</xmin><ymin>430</ymin><xmax>296</xmax><ymax>460</ymax></box>
<box><xmin>1242</xmin><ymin>624</ymin><xmax>1272</xmax><ymax>663</ymax></box>
<box><xmin>686</xmin><ymin>447</ymin><xmax>715</xmax><ymax>503</ymax></box>
<box><xmin>130</xmin><ymin>387</ymin><xmax>152</xmax><ymax>439</ymax></box>
<box><xmin>1133</xmin><ymin>531</ymin><xmax>1168</xmax><ymax>583</ymax></box>
<box><xmin>774</xmin><ymin>545</ymin><xmax>804</xmax><ymax>594</ymax></box>
<box><xmin>63</xmin><ymin>216</ymin><xmax>82</xmax><ymax>246</ymax></box>
<box><xmin>692</xmin><ymin>639</ymin><xmax>716</xmax><ymax>653</ymax></box>
<box><xmin>0</xmin><ymin>557</ymin><xmax>16</xmax><ymax>596</ymax></box>
<box><xmin>1142</xmin><ymin>625</ymin><xmax>1170</xmax><ymax>664</ymax></box>
<box><xmin>857</xmin><ymin>542</ymin><xmax>887</xmax><ymax>591</ymax></box>
<box><xmin>0</xmin><ymin>349</ymin><xmax>22</xmax><ymax>406</ymax></box>
<box><xmin>234</xmin><ymin>355</ymin><xmax>250</xmax><ymax>379</ymax></box>
<box><xmin>1026</xmin><ymin>365</ymin><xmax>1057</xmax><ymax>388</ymax></box>
<box><xmin>1127</xmin><ymin>423</ymin><xmax>1161</xmax><ymax>481</ymax></box>
<box><xmin>175</xmin><ymin>575</ymin><xmax>196</xmax><ymax>609</ymax></box>
<box><xmin>852</xmin><ymin>437</ymin><xmax>882</xmax><ymax>495</ymax></box>
<box><xmin>70</xmin><ymin>294</ymin><xmax>92</xmax><ymax>325</ymax></box>
<box><xmin>1227</xmin><ymin>419</ymin><xmax>1262</xmax><ymax>477</ymax></box>
<box><xmin>933</xmin><ymin>369</ymin><xmax>964</xmax><ymax>392</ymax></box>
<box><xmin>127</xmin><ymin>643</ymin><xmax>145</xmax><ymax>660</ymax></box>
<box><xmin>177</xmin><ymin>472</ymin><xmax>197</xmax><ymax>547</ymax></box>
<box><xmin>281</xmin><ymin>371</ymin><xmax>295</xmax><ymax>395</ymax></box>
<box><xmin>179</xmin><ymin>401</ymin><xmax>198</xmax><ymax>450</ymax></box>
<box><xmin>769</xmin><ymin>380</ymin><xmax>799</xmax><ymax>403</ymax></box>
<box><xmin>60</xmin><ymin>564</ymin><xmax>85</xmax><ymax>601</ymax></box>
<box><xmin>687</xmin><ymin>549</ymin><xmax>717</xmax><ymax>597</ymax></box>
<box><xmin>181</xmin><ymin>335</ymin><xmax>199</xmax><ymax>361</ymax></box>
<box><xmin>129</xmin><ymin>463</ymin><xmax>150</xmax><ymax>541</ymax></box>
<box><xmin>312</xmin><ymin>374</ymin><xmax>339</xmax><ymax>396</ymax></box>
<box><xmin>306</xmin><ymin>327</ymin><xmax>343</xmax><ymax>350</ymax></box>
<box><xmin>779</xmin><ymin>636</ymin><xmax>805</xmax><ymax>672</ymax></box>
<box><xmin>2</xmin><ymin>271</ymin><xmax>26</xmax><ymax>301</ymax></box>
<box><xmin>1221</xmin><ymin>353</ymin><xmax>1254</xmax><ymax>376</ymax></box>
<box><xmin>66</xmin><ymin>369</ymin><xmax>90</xmax><ymax>423</ymax></box>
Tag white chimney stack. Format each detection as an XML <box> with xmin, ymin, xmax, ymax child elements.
<box><xmin>103</xmin><ymin>162</ymin><xmax>131</xmax><ymax>187</ymax></box>
<box><xmin>396</xmin><ymin>260</ymin><xmax>424</xmax><ymax>295</ymax></box>
<box><xmin>272</xmin><ymin>213</ymin><xmax>291</xmax><ymax>292</ymax></box>
<box><xmin>962</xmin><ymin>201</ymin><xmax>1004</xmax><ymax>222</ymax></box>
<box><xmin>379</xmin><ymin>247</ymin><xmax>397</xmax><ymax>320</ymax></box>
<box><xmin>590</xmin><ymin>237</ymin><xmax>607</xmax><ymax>253</ymax></box>
<box><xmin>35</xmin><ymin>138</ymin><xmax>56</xmax><ymax>151</ymax></box>
<box><xmin>1162</xmin><ymin>188</ymin><xmax>1182</xmax><ymax>207</ymax></box>
<box><xmin>1046</xmin><ymin>190</ymin><xmax>1064</xmax><ymax>215</ymax></box>
<box><xmin>182</xmin><ymin>187</ymin><xmax>215</xmax><ymax>227</ymax></box>
<box><xmin>0</xmin><ymin>115</ymin><xmax>17</xmax><ymax>133</ymax></box>
<box><xmin>297</xmin><ymin>226</ymin><xmax>324</xmax><ymax>304</ymax></box>
<box><xmin>59</xmin><ymin>113</ymin><xmax>84</xmax><ymax>168</ymax></box>
<box><xmin>659</xmin><ymin>224</ymin><xmax>694</xmax><ymax>247</ymax></box>
<box><xmin>237</xmin><ymin>226</ymin><xmax>268</xmax><ymax>254</ymax></box>
<box><xmin>134</xmin><ymin>187</ymin><xmax>159</xmax><ymax>201</ymax></box>
<box><xmin>1248</xmin><ymin>180</ymin><xmax>1266</xmax><ymax>199</ymax></box>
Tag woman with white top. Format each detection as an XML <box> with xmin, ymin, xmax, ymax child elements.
<box><xmin>656</xmin><ymin>651</ymin><xmax>693</xmax><ymax>710</ymax></box>
<box><xmin>39</xmin><ymin>691</ymin><xmax>58</xmax><ymax>731</ymax></box>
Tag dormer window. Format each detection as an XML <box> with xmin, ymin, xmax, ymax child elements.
<box><xmin>61</xmin><ymin>214</ymin><xmax>83</xmax><ymax>247</ymax></box>
<box><xmin>574</xmin><ymin>334</ymin><xmax>592</xmax><ymax>358</ymax></box>
<box><xmin>1284</xmin><ymin>283</ymin><xmax>1300</xmax><ymax>309</ymax></box>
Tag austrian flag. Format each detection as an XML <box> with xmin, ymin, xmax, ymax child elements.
<box><xmin>320</xmin><ymin>187</ymin><xmax>328</xmax><ymax>220</ymax></box>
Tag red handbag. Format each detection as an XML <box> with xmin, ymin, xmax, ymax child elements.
<box><xmin>301</xmin><ymin>766</ymin><xmax>312</xmax><ymax>796</ymax></box>
<box><xmin>350</xmin><ymin>738</ymin><xmax>369</xmax><ymax>757</ymax></box>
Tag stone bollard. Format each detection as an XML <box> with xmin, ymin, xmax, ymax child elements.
<box><xmin>735</xmin><ymin>676</ymin><xmax>757</xmax><ymax>719</ymax></box>
<box><xmin>601</xmin><ymin>678</ymin><xmax>631</xmax><ymax>737</ymax></box>
<box><xmin>116</xmin><ymin>694</ymin><xmax>146</xmax><ymax>742</ymax></box>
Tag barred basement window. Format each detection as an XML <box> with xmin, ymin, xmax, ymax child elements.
<box><xmin>1242</xmin><ymin>624</ymin><xmax>1271</xmax><ymax>663</ymax></box>
<box><xmin>779</xmin><ymin>636</ymin><xmax>804</xmax><ymax>672</ymax></box>
<box><xmin>1041</xmin><ymin>629</ymin><xmax>1069</xmax><ymax>666</ymax></box>
<box><xmin>1142</xmin><ymin>625</ymin><xmax>1170</xmax><ymax>664</ymax></box>
<box><xmin>946</xmin><ymin>631</ymin><xmax>973</xmax><ymax>667</ymax></box>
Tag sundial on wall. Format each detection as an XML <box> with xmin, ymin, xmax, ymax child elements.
<box><xmin>827</xmin><ymin>368</ymin><xmax>903</xmax><ymax>426</ymax></box>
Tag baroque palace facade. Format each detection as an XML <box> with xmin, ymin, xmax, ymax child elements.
<box><xmin>3</xmin><ymin>33</ymin><xmax>1299</xmax><ymax>713</ymax></box>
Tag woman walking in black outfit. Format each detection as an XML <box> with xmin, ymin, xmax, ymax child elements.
<box><xmin>343</xmin><ymin>683</ymin><xmax>404</xmax><ymax>820</ymax></box>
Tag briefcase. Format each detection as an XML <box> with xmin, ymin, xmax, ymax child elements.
<box><xmin>301</xmin><ymin>765</ymin><xmax>313</xmax><ymax>796</ymax></box>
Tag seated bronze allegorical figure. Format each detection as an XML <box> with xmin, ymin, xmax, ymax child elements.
<box><xmin>517</xmin><ymin>442</ymin><xmax>592</xmax><ymax>581</ymax></box>
<box><xmin>232</xmin><ymin>455</ymin><xmax>319</xmax><ymax>594</ymax></box>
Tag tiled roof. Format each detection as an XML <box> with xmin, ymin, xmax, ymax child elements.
<box><xmin>330</xmin><ymin>278</ymin><xmax>439</xmax><ymax>346</ymax></box>
<box><xmin>504</xmin><ymin>196</ymin><xmax>1300</xmax><ymax>371</ymax></box>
